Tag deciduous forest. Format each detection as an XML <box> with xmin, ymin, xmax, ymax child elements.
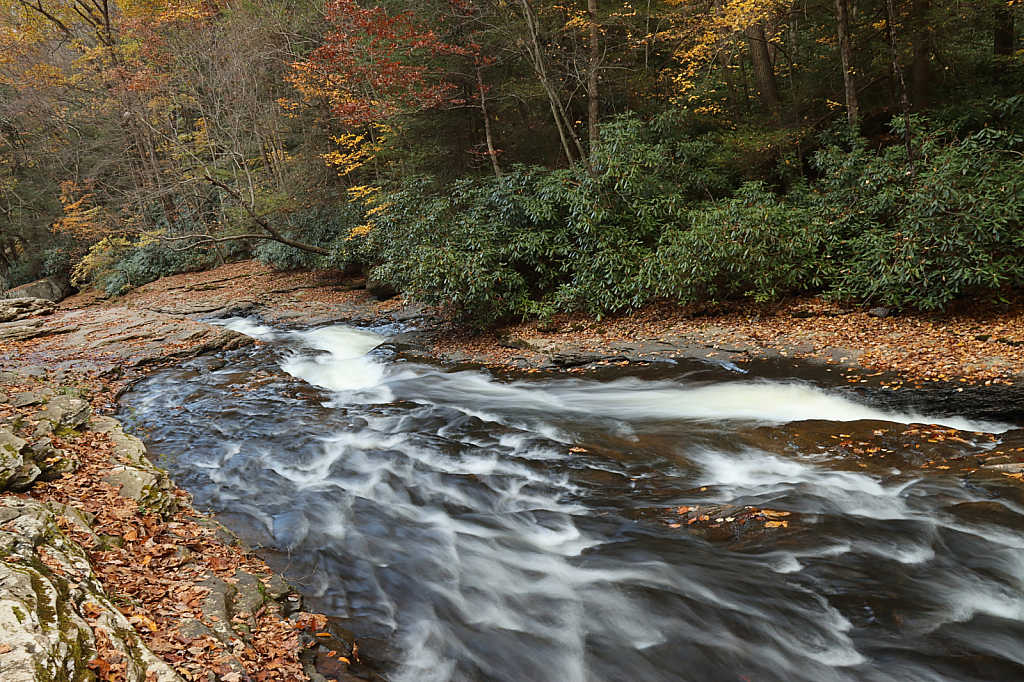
<box><xmin>2</xmin><ymin>0</ymin><xmax>1022</xmax><ymax>325</ymax></box>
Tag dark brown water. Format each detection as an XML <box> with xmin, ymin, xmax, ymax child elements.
<box><xmin>122</xmin><ymin>321</ymin><xmax>1024</xmax><ymax>682</ymax></box>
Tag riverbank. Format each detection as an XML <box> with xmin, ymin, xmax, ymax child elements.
<box><xmin>0</xmin><ymin>296</ymin><xmax>379</xmax><ymax>681</ymax></box>
<box><xmin>42</xmin><ymin>260</ymin><xmax>1024</xmax><ymax>385</ymax></box>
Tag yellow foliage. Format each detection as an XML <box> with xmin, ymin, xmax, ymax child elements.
<box><xmin>321</xmin><ymin>124</ymin><xmax>392</xmax><ymax>178</ymax></box>
<box><xmin>70</xmin><ymin>236</ymin><xmax>131</xmax><ymax>287</ymax></box>
<box><xmin>344</xmin><ymin>186</ymin><xmax>387</xmax><ymax>239</ymax></box>
<box><xmin>347</xmin><ymin>185</ymin><xmax>381</xmax><ymax>202</ymax></box>
<box><xmin>53</xmin><ymin>181</ymin><xmax>118</xmax><ymax>241</ymax></box>
<box><xmin>657</xmin><ymin>0</ymin><xmax>786</xmax><ymax>109</ymax></box>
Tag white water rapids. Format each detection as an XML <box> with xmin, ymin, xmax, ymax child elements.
<box><xmin>123</xmin><ymin>320</ymin><xmax>1024</xmax><ymax>682</ymax></box>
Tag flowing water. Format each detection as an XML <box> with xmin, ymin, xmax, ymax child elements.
<box><xmin>121</xmin><ymin>321</ymin><xmax>1024</xmax><ymax>682</ymax></box>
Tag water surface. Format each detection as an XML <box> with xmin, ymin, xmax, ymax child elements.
<box><xmin>122</xmin><ymin>321</ymin><xmax>1024</xmax><ymax>682</ymax></box>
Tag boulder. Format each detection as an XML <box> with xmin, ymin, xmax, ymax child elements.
<box><xmin>867</xmin><ymin>306</ymin><xmax>893</xmax><ymax>319</ymax></box>
<box><xmin>89</xmin><ymin>416</ymin><xmax>178</xmax><ymax>515</ymax></box>
<box><xmin>0</xmin><ymin>428</ymin><xmax>28</xmax><ymax>489</ymax></box>
<box><xmin>11</xmin><ymin>390</ymin><xmax>52</xmax><ymax>408</ymax></box>
<box><xmin>35</xmin><ymin>395</ymin><xmax>92</xmax><ymax>429</ymax></box>
<box><xmin>2</xmin><ymin>276</ymin><xmax>73</xmax><ymax>303</ymax></box>
<box><xmin>5</xmin><ymin>462</ymin><xmax>41</xmax><ymax>492</ymax></box>
<box><xmin>0</xmin><ymin>298</ymin><xmax>55</xmax><ymax>323</ymax></box>
<box><xmin>29</xmin><ymin>438</ymin><xmax>78</xmax><ymax>482</ymax></box>
<box><xmin>366</xmin><ymin>278</ymin><xmax>398</xmax><ymax>301</ymax></box>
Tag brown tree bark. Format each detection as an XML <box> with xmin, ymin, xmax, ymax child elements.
<box><xmin>835</xmin><ymin>0</ymin><xmax>859</xmax><ymax>125</ymax></box>
<box><xmin>587</xmin><ymin>0</ymin><xmax>600</xmax><ymax>147</ymax></box>
<box><xmin>995</xmin><ymin>1</ymin><xmax>1015</xmax><ymax>56</ymax></box>
<box><xmin>712</xmin><ymin>0</ymin><xmax>741</xmax><ymax>122</ymax></box>
<box><xmin>745</xmin><ymin>21</ymin><xmax>783</xmax><ymax>113</ymax></box>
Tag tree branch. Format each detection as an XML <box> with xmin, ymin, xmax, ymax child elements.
<box><xmin>202</xmin><ymin>176</ymin><xmax>329</xmax><ymax>256</ymax></box>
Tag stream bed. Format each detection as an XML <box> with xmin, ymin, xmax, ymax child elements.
<box><xmin>121</xmin><ymin>320</ymin><xmax>1024</xmax><ymax>682</ymax></box>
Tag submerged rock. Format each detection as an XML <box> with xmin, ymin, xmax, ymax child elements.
<box><xmin>628</xmin><ymin>503</ymin><xmax>805</xmax><ymax>548</ymax></box>
<box><xmin>744</xmin><ymin>419</ymin><xmax>999</xmax><ymax>475</ymax></box>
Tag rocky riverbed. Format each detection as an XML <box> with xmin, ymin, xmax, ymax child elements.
<box><xmin>2</xmin><ymin>262</ymin><xmax>1024</xmax><ymax>682</ymax></box>
<box><xmin>11</xmin><ymin>260</ymin><xmax>1024</xmax><ymax>384</ymax></box>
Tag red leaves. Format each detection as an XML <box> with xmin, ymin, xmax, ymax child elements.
<box><xmin>286</xmin><ymin>0</ymin><xmax>473</xmax><ymax>126</ymax></box>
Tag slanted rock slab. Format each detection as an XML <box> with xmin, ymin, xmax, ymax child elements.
<box><xmin>0</xmin><ymin>499</ymin><xmax>183</xmax><ymax>682</ymax></box>
<box><xmin>0</xmin><ymin>427</ymin><xmax>28</xmax><ymax>489</ymax></box>
<box><xmin>0</xmin><ymin>297</ymin><xmax>55</xmax><ymax>323</ymax></box>
<box><xmin>35</xmin><ymin>395</ymin><xmax>92</xmax><ymax>429</ymax></box>
<box><xmin>89</xmin><ymin>416</ymin><xmax>178</xmax><ymax>516</ymax></box>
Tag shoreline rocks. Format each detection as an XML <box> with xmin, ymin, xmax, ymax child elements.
<box><xmin>0</xmin><ymin>363</ymin><xmax>364</xmax><ymax>682</ymax></box>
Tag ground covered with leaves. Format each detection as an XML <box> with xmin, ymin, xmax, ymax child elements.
<box><xmin>63</xmin><ymin>260</ymin><xmax>1024</xmax><ymax>385</ymax></box>
<box><xmin>0</xmin><ymin>367</ymin><xmax>355</xmax><ymax>682</ymax></box>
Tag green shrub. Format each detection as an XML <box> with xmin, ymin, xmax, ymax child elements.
<box><xmin>354</xmin><ymin>112</ymin><xmax>745</xmax><ymax>326</ymax></box>
<box><xmin>646</xmin><ymin>183</ymin><xmax>834</xmax><ymax>303</ymax></box>
<box><xmin>813</xmin><ymin>114</ymin><xmax>1024</xmax><ymax>309</ymax></box>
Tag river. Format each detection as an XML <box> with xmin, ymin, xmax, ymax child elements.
<box><xmin>120</xmin><ymin>320</ymin><xmax>1024</xmax><ymax>682</ymax></box>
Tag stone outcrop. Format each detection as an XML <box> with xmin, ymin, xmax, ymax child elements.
<box><xmin>0</xmin><ymin>362</ymin><xmax>362</xmax><ymax>682</ymax></box>
<box><xmin>2</xmin><ymin>276</ymin><xmax>73</xmax><ymax>303</ymax></box>
<box><xmin>35</xmin><ymin>396</ymin><xmax>92</xmax><ymax>430</ymax></box>
<box><xmin>0</xmin><ymin>298</ymin><xmax>55</xmax><ymax>323</ymax></box>
<box><xmin>89</xmin><ymin>416</ymin><xmax>179</xmax><ymax>516</ymax></box>
<box><xmin>1</xmin><ymin>307</ymin><xmax>254</xmax><ymax>379</ymax></box>
<box><xmin>0</xmin><ymin>499</ymin><xmax>183</xmax><ymax>682</ymax></box>
<box><xmin>0</xmin><ymin>424</ymin><xmax>76</xmax><ymax>494</ymax></box>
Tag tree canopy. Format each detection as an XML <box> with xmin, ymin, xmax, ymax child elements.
<box><xmin>1</xmin><ymin>0</ymin><xmax>1022</xmax><ymax>319</ymax></box>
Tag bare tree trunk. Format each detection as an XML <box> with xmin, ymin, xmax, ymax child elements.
<box><xmin>713</xmin><ymin>0</ymin><xmax>741</xmax><ymax>122</ymax></box>
<box><xmin>910</xmin><ymin>0</ymin><xmax>930</xmax><ymax>110</ymax></box>
<box><xmin>587</xmin><ymin>0</ymin><xmax>600</xmax><ymax>147</ymax></box>
<box><xmin>995</xmin><ymin>1</ymin><xmax>1015</xmax><ymax>56</ymax></box>
<box><xmin>884</xmin><ymin>0</ymin><xmax>915</xmax><ymax>175</ymax></box>
<box><xmin>745</xmin><ymin>21</ymin><xmax>783</xmax><ymax>112</ymax></box>
<box><xmin>477</xmin><ymin>67</ymin><xmax>502</xmax><ymax>179</ymax></box>
<box><xmin>717</xmin><ymin>49</ymin><xmax>741</xmax><ymax>123</ymax></box>
<box><xmin>737</xmin><ymin>50</ymin><xmax>752</xmax><ymax>111</ymax></box>
<box><xmin>835</xmin><ymin>0</ymin><xmax>859</xmax><ymax>125</ymax></box>
<box><xmin>520</xmin><ymin>0</ymin><xmax>577</xmax><ymax>166</ymax></box>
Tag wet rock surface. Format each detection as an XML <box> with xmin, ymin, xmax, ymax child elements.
<box><xmin>744</xmin><ymin>419</ymin><xmax>1001</xmax><ymax>474</ymax></box>
<box><xmin>743</xmin><ymin>419</ymin><xmax>1024</xmax><ymax>503</ymax></box>
<box><xmin>628</xmin><ymin>503</ymin><xmax>806</xmax><ymax>548</ymax></box>
<box><xmin>0</xmin><ymin>361</ymin><xmax>371</xmax><ymax>682</ymax></box>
